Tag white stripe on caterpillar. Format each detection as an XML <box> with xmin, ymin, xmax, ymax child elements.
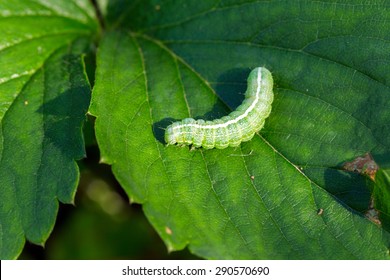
<box><xmin>165</xmin><ymin>67</ymin><xmax>274</xmax><ymax>149</ymax></box>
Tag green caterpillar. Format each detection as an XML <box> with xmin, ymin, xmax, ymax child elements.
<box><xmin>165</xmin><ymin>67</ymin><xmax>274</xmax><ymax>149</ymax></box>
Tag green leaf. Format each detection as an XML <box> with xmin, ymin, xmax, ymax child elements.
<box><xmin>373</xmin><ymin>169</ymin><xmax>390</xmax><ymax>231</ymax></box>
<box><xmin>91</xmin><ymin>1</ymin><xmax>390</xmax><ymax>259</ymax></box>
<box><xmin>0</xmin><ymin>0</ymin><xmax>97</xmax><ymax>259</ymax></box>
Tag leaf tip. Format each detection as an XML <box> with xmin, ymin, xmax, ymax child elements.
<box><xmin>166</xmin><ymin>243</ymin><xmax>175</xmax><ymax>254</ymax></box>
<box><xmin>99</xmin><ymin>156</ymin><xmax>110</xmax><ymax>164</ymax></box>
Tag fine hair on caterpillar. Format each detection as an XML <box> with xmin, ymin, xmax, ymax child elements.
<box><xmin>165</xmin><ymin>67</ymin><xmax>274</xmax><ymax>149</ymax></box>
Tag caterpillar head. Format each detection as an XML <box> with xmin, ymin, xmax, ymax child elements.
<box><xmin>165</xmin><ymin>123</ymin><xmax>178</xmax><ymax>145</ymax></box>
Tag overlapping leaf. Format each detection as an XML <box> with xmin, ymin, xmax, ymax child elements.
<box><xmin>0</xmin><ymin>0</ymin><xmax>97</xmax><ymax>259</ymax></box>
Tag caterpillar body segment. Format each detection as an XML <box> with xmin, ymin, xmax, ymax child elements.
<box><xmin>165</xmin><ymin>67</ymin><xmax>274</xmax><ymax>149</ymax></box>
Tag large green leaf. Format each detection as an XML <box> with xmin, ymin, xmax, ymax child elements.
<box><xmin>90</xmin><ymin>0</ymin><xmax>390</xmax><ymax>259</ymax></box>
<box><xmin>0</xmin><ymin>0</ymin><xmax>97</xmax><ymax>259</ymax></box>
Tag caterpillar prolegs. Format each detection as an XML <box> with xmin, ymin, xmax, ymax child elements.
<box><xmin>165</xmin><ymin>67</ymin><xmax>274</xmax><ymax>149</ymax></box>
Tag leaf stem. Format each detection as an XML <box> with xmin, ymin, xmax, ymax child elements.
<box><xmin>90</xmin><ymin>0</ymin><xmax>105</xmax><ymax>30</ymax></box>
